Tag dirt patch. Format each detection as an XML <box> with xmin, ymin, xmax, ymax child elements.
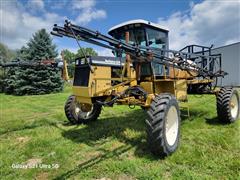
<box><xmin>108</xmin><ymin>141</ymin><xmax>125</xmax><ymax>151</ymax></box>
<box><xmin>117</xmin><ymin>174</ymin><xmax>136</xmax><ymax>180</ymax></box>
<box><xmin>125</xmin><ymin>150</ymin><xmax>135</xmax><ymax>160</ymax></box>
<box><xmin>96</xmin><ymin>178</ymin><xmax>112</xmax><ymax>180</ymax></box>
<box><xmin>76</xmin><ymin>151</ymin><xmax>104</xmax><ymax>165</ymax></box>
<box><xmin>96</xmin><ymin>174</ymin><xmax>136</xmax><ymax>180</ymax></box>
<box><xmin>35</xmin><ymin>172</ymin><xmax>49</xmax><ymax>180</ymax></box>
<box><xmin>163</xmin><ymin>170</ymin><xmax>172</xmax><ymax>179</ymax></box>
<box><xmin>16</xmin><ymin>136</ymin><xmax>30</xmax><ymax>143</ymax></box>
<box><xmin>25</xmin><ymin>158</ymin><xmax>42</xmax><ymax>167</ymax></box>
<box><xmin>85</xmin><ymin>151</ymin><xmax>103</xmax><ymax>159</ymax></box>
<box><xmin>47</xmin><ymin>151</ymin><xmax>56</xmax><ymax>157</ymax></box>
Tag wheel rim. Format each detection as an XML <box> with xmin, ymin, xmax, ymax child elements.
<box><xmin>74</xmin><ymin>103</ymin><xmax>93</xmax><ymax>119</ymax></box>
<box><xmin>165</xmin><ymin>106</ymin><xmax>179</xmax><ymax>146</ymax></box>
<box><xmin>230</xmin><ymin>93</ymin><xmax>239</xmax><ymax>119</ymax></box>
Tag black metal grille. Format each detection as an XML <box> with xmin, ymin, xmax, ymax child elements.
<box><xmin>73</xmin><ymin>65</ymin><xmax>90</xmax><ymax>86</ymax></box>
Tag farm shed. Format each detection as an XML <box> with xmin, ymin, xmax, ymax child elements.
<box><xmin>212</xmin><ymin>42</ymin><xmax>240</xmax><ymax>87</ymax></box>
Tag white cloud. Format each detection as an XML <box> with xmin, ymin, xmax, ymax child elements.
<box><xmin>1</xmin><ymin>1</ymin><xmax>65</xmax><ymax>49</ymax></box>
<box><xmin>59</xmin><ymin>46</ymin><xmax>79</xmax><ymax>54</ymax></box>
<box><xmin>55</xmin><ymin>46</ymin><xmax>79</xmax><ymax>59</ymax></box>
<box><xmin>72</xmin><ymin>0</ymin><xmax>106</xmax><ymax>25</ymax></box>
<box><xmin>96</xmin><ymin>49</ymin><xmax>114</xmax><ymax>57</ymax></box>
<box><xmin>27</xmin><ymin>0</ymin><xmax>44</xmax><ymax>10</ymax></box>
<box><xmin>158</xmin><ymin>0</ymin><xmax>240</xmax><ymax>50</ymax></box>
<box><xmin>72</xmin><ymin>0</ymin><xmax>95</xmax><ymax>10</ymax></box>
<box><xmin>0</xmin><ymin>0</ymin><xmax>106</xmax><ymax>50</ymax></box>
<box><xmin>75</xmin><ymin>8</ymin><xmax>106</xmax><ymax>25</ymax></box>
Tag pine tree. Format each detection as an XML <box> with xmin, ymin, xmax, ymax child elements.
<box><xmin>17</xmin><ymin>46</ymin><xmax>30</xmax><ymax>60</ymax></box>
<box><xmin>26</xmin><ymin>29</ymin><xmax>58</xmax><ymax>61</ymax></box>
<box><xmin>4</xmin><ymin>66</ymin><xmax>63</xmax><ymax>95</ymax></box>
<box><xmin>3</xmin><ymin>29</ymin><xmax>63</xmax><ymax>95</ymax></box>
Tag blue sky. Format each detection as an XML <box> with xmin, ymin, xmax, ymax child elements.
<box><xmin>1</xmin><ymin>0</ymin><xmax>239</xmax><ymax>56</ymax></box>
<box><xmin>53</xmin><ymin>0</ymin><xmax>202</xmax><ymax>54</ymax></box>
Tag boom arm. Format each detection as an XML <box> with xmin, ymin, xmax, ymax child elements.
<box><xmin>51</xmin><ymin>20</ymin><xmax>227</xmax><ymax>78</ymax></box>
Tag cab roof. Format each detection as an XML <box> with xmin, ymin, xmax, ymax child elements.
<box><xmin>108</xmin><ymin>19</ymin><xmax>169</xmax><ymax>34</ymax></box>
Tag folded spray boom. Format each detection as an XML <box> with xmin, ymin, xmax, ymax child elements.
<box><xmin>51</xmin><ymin>20</ymin><xmax>227</xmax><ymax>78</ymax></box>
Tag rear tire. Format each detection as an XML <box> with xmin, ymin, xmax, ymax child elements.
<box><xmin>146</xmin><ymin>93</ymin><xmax>180</xmax><ymax>157</ymax></box>
<box><xmin>64</xmin><ymin>95</ymin><xmax>102</xmax><ymax>124</ymax></box>
<box><xmin>217</xmin><ymin>87</ymin><xmax>239</xmax><ymax>123</ymax></box>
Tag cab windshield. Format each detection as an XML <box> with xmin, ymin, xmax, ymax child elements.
<box><xmin>146</xmin><ymin>28</ymin><xmax>168</xmax><ymax>49</ymax></box>
<box><xmin>113</xmin><ymin>27</ymin><xmax>147</xmax><ymax>46</ymax></box>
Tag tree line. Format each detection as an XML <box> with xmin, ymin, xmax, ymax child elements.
<box><xmin>61</xmin><ymin>48</ymin><xmax>98</xmax><ymax>64</ymax></box>
<box><xmin>1</xmin><ymin>29</ymin><xmax>60</xmax><ymax>95</ymax></box>
<box><xmin>1</xmin><ymin>28</ymin><xmax>99</xmax><ymax>95</ymax></box>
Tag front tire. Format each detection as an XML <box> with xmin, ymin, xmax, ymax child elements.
<box><xmin>217</xmin><ymin>87</ymin><xmax>240</xmax><ymax>123</ymax></box>
<box><xmin>146</xmin><ymin>93</ymin><xmax>181</xmax><ymax>157</ymax></box>
<box><xmin>64</xmin><ymin>95</ymin><xmax>102</xmax><ymax>124</ymax></box>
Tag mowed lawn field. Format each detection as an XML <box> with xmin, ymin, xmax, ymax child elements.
<box><xmin>0</xmin><ymin>86</ymin><xmax>239</xmax><ymax>179</ymax></box>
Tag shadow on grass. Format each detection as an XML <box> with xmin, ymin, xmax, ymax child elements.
<box><xmin>56</xmin><ymin>107</ymin><xmax>216</xmax><ymax>179</ymax></box>
<box><xmin>62</xmin><ymin>109</ymin><xmax>150</xmax><ymax>155</ymax></box>
<box><xmin>181</xmin><ymin>108</ymin><xmax>210</xmax><ymax>122</ymax></box>
<box><xmin>0</xmin><ymin>119</ymin><xmax>67</xmax><ymax>136</ymax></box>
<box><xmin>205</xmin><ymin>117</ymin><xmax>228</xmax><ymax>125</ymax></box>
<box><xmin>54</xmin><ymin>145</ymin><xmax>132</xmax><ymax>180</ymax></box>
<box><xmin>55</xmin><ymin>109</ymin><xmax>156</xmax><ymax>179</ymax></box>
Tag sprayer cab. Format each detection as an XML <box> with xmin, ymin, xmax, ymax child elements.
<box><xmin>108</xmin><ymin>19</ymin><xmax>170</xmax><ymax>77</ymax></box>
<box><xmin>108</xmin><ymin>19</ymin><xmax>169</xmax><ymax>49</ymax></box>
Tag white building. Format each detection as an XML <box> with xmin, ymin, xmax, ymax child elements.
<box><xmin>212</xmin><ymin>42</ymin><xmax>240</xmax><ymax>87</ymax></box>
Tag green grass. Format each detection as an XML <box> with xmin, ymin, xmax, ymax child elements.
<box><xmin>0</xmin><ymin>86</ymin><xmax>240</xmax><ymax>179</ymax></box>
